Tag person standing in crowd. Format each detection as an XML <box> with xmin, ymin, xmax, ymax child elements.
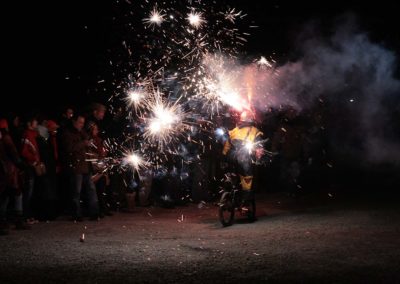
<box><xmin>0</xmin><ymin>119</ymin><xmax>30</xmax><ymax>234</ymax></box>
<box><xmin>36</xmin><ymin>119</ymin><xmax>59</xmax><ymax>221</ymax></box>
<box><xmin>6</xmin><ymin>113</ymin><xmax>24</xmax><ymax>151</ymax></box>
<box><xmin>86</xmin><ymin>103</ymin><xmax>106</xmax><ymax>138</ymax></box>
<box><xmin>57</xmin><ymin>107</ymin><xmax>74</xmax><ymax>213</ymax></box>
<box><xmin>58</xmin><ymin>106</ymin><xmax>74</xmax><ymax>131</ymax></box>
<box><xmin>86</xmin><ymin>121</ymin><xmax>112</xmax><ymax>218</ymax></box>
<box><xmin>47</xmin><ymin>120</ymin><xmax>60</xmax><ymax>174</ymax></box>
<box><xmin>20</xmin><ymin>115</ymin><xmax>42</xmax><ymax>225</ymax></box>
<box><xmin>60</xmin><ymin>114</ymin><xmax>99</xmax><ymax>221</ymax></box>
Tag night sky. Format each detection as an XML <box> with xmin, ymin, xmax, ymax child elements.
<box><xmin>6</xmin><ymin>1</ymin><xmax>400</xmax><ymax>114</ymax></box>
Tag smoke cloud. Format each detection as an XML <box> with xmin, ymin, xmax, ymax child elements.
<box><xmin>205</xmin><ymin>15</ymin><xmax>400</xmax><ymax>164</ymax></box>
<box><xmin>269</xmin><ymin>16</ymin><xmax>400</xmax><ymax>164</ymax></box>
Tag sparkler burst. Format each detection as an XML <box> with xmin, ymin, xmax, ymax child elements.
<box><xmin>224</xmin><ymin>8</ymin><xmax>243</xmax><ymax>24</ymax></box>
<box><xmin>107</xmin><ymin>0</ymin><xmax>275</xmax><ymax>173</ymax></box>
<box><xmin>244</xmin><ymin>141</ymin><xmax>255</xmax><ymax>153</ymax></box>
<box><xmin>143</xmin><ymin>7</ymin><xmax>165</xmax><ymax>28</ymax></box>
<box><xmin>192</xmin><ymin>55</ymin><xmax>254</xmax><ymax>113</ymax></box>
<box><xmin>123</xmin><ymin>152</ymin><xmax>147</xmax><ymax>171</ymax></box>
<box><xmin>187</xmin><ymin>11</ymin><xmax>205</xmax><ymax>29</ymax></box>
<box><xmin>256</xmin><ymin>56</ymin><xmax>273</xmax><ymax>68</ymax></box>
<box><xmin>143</xmin><ymin>90</ymin><xmax>185</xmax><ymax>148</ymax></box>
<box><xmin>126</xmin><ymin>88</ymin><xmax>146</xmax><ymax>111</ymax></box>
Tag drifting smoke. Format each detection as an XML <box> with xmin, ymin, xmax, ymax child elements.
<box><xmin>275</xmin><ymin>16</ymin><xmax>400</xmax><ymax>164</ymax></box>
<box><xmin>204</xmin><ymin>15</ymin><xmax>400</xmax><ymax>164</ymax></box>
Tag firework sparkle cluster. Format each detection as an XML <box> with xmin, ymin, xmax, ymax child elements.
<box><xmin>104</xmin><ymin>0</ymin><xmax>276</xmax><ymax>172</ymax></box>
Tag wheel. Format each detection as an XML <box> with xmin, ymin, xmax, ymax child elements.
<box><xmin>218</xmin><ymin>192</ymin><xmax>235</xmax><ymax>227</ymax></box>
<box><xmin>247</xmin><ymin>199</ymin><xmax>256</xmax><ymax>222</ymax></box>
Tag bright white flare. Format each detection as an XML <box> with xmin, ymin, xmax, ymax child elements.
<box><xmin>144</xmin><ymin>8</ymin><xmax>165</xmax><ymax>27</ymax></box>
<box><xmin>244</xmin><ymin>141</ymin><xmax>254</xmax><ymax>153</ymax></box>
<box><xmin>127</xmin><ymin>90</ymin><xmax>144</xmax><ymax>106</ymax></box>
<box><xmin>187</xmin><ymin>12</ymin><xmax>205</xmax><ymax>29</ymax></box>
<box><xmin>147</xmin><ymin>103</ymin><xmax>178</xmax><ymax>136</ymax></box>
<box><xmin>125</xmin><ymin>152</ymin><xmax>146</xmax><ymax>170</ymax></box>
<box><xmin>143</xmin><ymin>90</ymin><xmax>183</xmax><ymax>147</ymax></box>
<box><xmin>257</xmin><ymin>56</ymin><xmax>272</xmax><ymax>68</ymax></box>
<box><xmin>204</xmin><ymin>75</ymin><xmax>249</xmax><ymax>112</ymax></box>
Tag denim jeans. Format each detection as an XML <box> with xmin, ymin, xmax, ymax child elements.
<box><xmin>0</xmin><ymin>188</ymin><xmax>23</xmax><ymax>218</ymax></box>
<box><xmin>0</xmin><ymin>190</ymin><xmax>10</xmax><ymax>218</ymax></box>
<box><xmin>23</xmin><ymin>169</ymin><xmax>35</xmax><ymax>218</ymax></box>
<box><xmin>70</xmin><ymin>173</ymin><xmax>99</xmax><ymax>218</ymax></box>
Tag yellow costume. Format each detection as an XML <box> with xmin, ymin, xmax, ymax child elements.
<box><xmin>223</xmin><ymin>121</ymin><xmax>263</xmax><ymax>192</ymax></box>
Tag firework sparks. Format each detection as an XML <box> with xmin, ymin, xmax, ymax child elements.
<box><xmin>215</xmin><ymin>128</ymin><xmax>225</xmax><ymax>137</ymax></box>
<box><xmin>143</xmin><ymin>7</ymin><xmax>165</xmax><ymax>28</ymax></box>
<box><xmin>112</xmin><ymin>1</ymin><xmax>265</xmax><ymax>171</ymax></box>
<box><xmin>124</xmin><ymin>152</ymin><xmax>147</xmax><ymax>171</ymax></box>
<box><xmin>187</xmin><ymin>11</ymin><xmax>205</xmax><ymax>29</ymax></box>
<box><xmin>126</xmin><ymin>88</ymin><xmax>147</xmax><ymax>111</ymax></box>
<box><xmin>194</xmin><ymin>55</ymin><xmax>253</xmax><ymax>113</ymax></box>
<box><xmin>244</xmin><ymin>140</ymin><xmax>255</xmax><ymax>153</ymax></box>
<box><xmin>224</xmin><ymin>8</ymin><xmax>243</xmax><ymax>23</ymax></box>
<box><xmin>143</xmin><ymin>90</ymin><xmax>184</xmax><ymax>148</ymax></box>
<box><xmin>256</xmin><ymin>56</ymin><xmax>273</xmax><ymax>68</ymax></box>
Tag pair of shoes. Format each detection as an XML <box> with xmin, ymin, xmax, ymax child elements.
<box><xmin>72</xmin><ymin>217</ymin><xmax>83</xmax><ymax>222</ymax></box>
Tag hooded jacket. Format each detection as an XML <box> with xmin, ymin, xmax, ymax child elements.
<box><xmin>21</xmin><ymin>129</ymin><xmax>40</xmax><ymax>166</ymax></box>
<box><xmin>60</xmin><ymin>126</ymin><xmax>90</xmax><ymax>174</ymax></box>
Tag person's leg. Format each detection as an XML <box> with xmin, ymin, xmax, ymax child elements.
<box><xmin>23</xmin><ymin>169</ymin><xmax>35</xmax><ymax>220</ymax></box>
<box><xmin>70</xmin><ymin>174</ymin><xmax>83</xmax><ymax>220</ymax></box>
<box><xmin>14</xmin><ymin>191</ymin><xmax>30</xmax><ymax>229</ymax></box>
<box><xmin>0</xmin><ymin>189</ymin><xmax>10</xmax><ymax>234</ymax></box>
<box><xmin>238</xmin><ymin>159</ymin><xmax>254</xmax><ymax>204</ymax></box>
<box><xmin>83</xmin><ymin>174</ymin><xmax>99</xmax><ymax>219</ymax></box>
<box><xmin>239</xmin><ymin>175</ymin><xmax>253</xmax><ymax>202</ymax></box>
<box><xmin>95</xmin><ymin>175</ymin><xmax>107</xmax><ymax>216</ymax></box>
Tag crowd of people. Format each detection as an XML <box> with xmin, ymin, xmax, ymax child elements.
<box><xmin>0</xmin><ymin>103</ymin><xmax>130</xmax><ymax>235</ymax></box>
<box><xmin>1</xmin><ymin>101</ymin><xmax>333</xmax><ymax>235</ymax></box>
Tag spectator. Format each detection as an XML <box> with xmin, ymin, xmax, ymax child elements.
<box><xmin>60</xmin><ymin>114</ymin><xmax>99</xmax><ymax>221</ymax></box>
<box><xmin>36</xmin><ymin>119</ymin><xmax>59</xmax><ymax>220</ymax></box>
<box><xmin>86</xmin><ymin>103</ymin><xmax>106</xmax><ymax>138</ymax></box>
<box><xmin>86</xmin><ymin>121</ymin><xmax>112</xmax><ymax>217</ymax></box>
<box><xmin>20</xmin><ymin>115</ymin><xmax>42</xmax><ymax>224</ymax></box>
<box><xmin>0</xmin><ymin>119</ymin><xmax>30</xmax><ymax>233</ymax></box>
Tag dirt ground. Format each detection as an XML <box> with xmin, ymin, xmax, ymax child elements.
<box><xmin>1</xmin><ymin>191</ymin><xmax>400</xmax><ymax>283</ymax></box>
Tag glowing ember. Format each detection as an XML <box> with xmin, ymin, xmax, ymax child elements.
<box><xmin>143</xmin><ymin>90</ymin><xmax>184</xmax><ymax>147</ymax></box>
<box><xmin>127</xmin><ymin>89</ymin><xmax>146</xmax><ymax>109</ymax></box>
<box><xmin>257</xmin><ymin>56</ymin><xmax>272</xmax><ymax>68</ymax></box>
<box><xmin>144</xmin><ymin>8</ymin><xmax>165</xmax><ymax>28</ymax></box>
<box><xmin>244</xmin><ymin>141</ymin><xmax>254</xmax><ymax>153</ymax></box>
<box><xmin>124</xmin><ymin>152</ymin><xmax>146</xmax><ymax>170</ymax></box>
<box><xmin>187</xmin><ymin>11</ymin><xmax>205</xmax><ymax>29</ymax></box>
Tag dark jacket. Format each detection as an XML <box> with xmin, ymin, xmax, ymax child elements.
<box><xmin>0</xmin><ymin>138</ymin><xmax>19</xmax><ymax>191</ymax></box>
<box><xmin>60</xmin><ymin>126</ymin><xmax>90</xmax><ymax>174</ymax></box>
<box><xmin>21</xmin><ymin>129</ymin><xmax>41</xmax><ymax>166</ymax></box>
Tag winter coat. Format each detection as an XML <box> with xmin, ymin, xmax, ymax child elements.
<box><xmin>60</xmin><ymin>126</ymin><xmax>90</xmax><ymax>174</ymax></box>
<box><xmin>21</xmin><ymin>129</ymin><xmax>41</xmax><ymax>166</ymax></box>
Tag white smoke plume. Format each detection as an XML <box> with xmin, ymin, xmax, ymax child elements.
<box><xmin>204</xmin><ymin>15</ymin><xmax>400</xmax><ymax>164</ymax></box>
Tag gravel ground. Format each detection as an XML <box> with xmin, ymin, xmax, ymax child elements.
<box><xmin>1</xmin><ymin>192</ymin><xmax>400</xmax><ymax>283</ymax></box>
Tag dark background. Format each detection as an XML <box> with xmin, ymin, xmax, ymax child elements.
<box><xmin>4</xmin><ymin>1</ymin><xmax>400</xmax><ymax>114</ymax></box>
